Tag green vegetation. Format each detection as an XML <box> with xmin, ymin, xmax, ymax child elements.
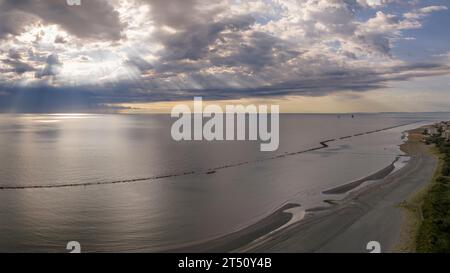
<box><xmin>416</xmin><ymin>139</ymin><xmax>450</xmax><ymax>252</ymax></box>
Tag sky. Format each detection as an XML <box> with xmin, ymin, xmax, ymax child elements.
<box><xmin>0</xmin><ymin>0</ymin><xmax>449</xmax><ymax>113</ymax></box>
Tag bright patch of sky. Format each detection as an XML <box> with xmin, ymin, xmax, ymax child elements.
<box><xmin>0</xmin><ymin>0</ymin><xmax>448</xmax><ymax>112</ymax></box>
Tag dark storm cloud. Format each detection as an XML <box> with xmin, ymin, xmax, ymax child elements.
<box><xmin>0</xmin><ymin>0</ymin><xmax>449</xmax><ymax>113</ymax></box>
<box><xmin>54</xmin><ymin>35</ymin><xmax>67</xmax><ymax>44</ymax></box>
<box><xmin>35</xmin><ymin>54</ymin><xmax>62</xmax><ymax>78</ymax></box>
<box><xmin>156</xmin><ymin>14</ymin><xmax>256</xmax><ymax>62</ymax></box>
<box><xmin>138</xmin><ymin>0</ymin><xmax>256</xmax><ymax>63</ymax></box>
<box><xmin>8</xmin><ymin>49</ymin><xmax>23</xmax><ymax>60</ymax></box>
<box><xmin>0</xmin><ymin>0</ymin><xmax>125</xmax><ymax>40</ymax></box>
<box><xmin>142</xmin><ymin>0</ymin><xmax>222</xmax><ymax>29</ymax></box>
<box><xmin>0</xmin><ymin>60</ymin><xmax>448</xmax><ymax>113</ymax></box>
<box><xmin>155</xmin><ymin>62</ymin><xmax>449</xmax><ymax>100</ymax></box>
<box><xmin>210</xmin><ymin>31</ymin><xmax>301</xmax><ymax>70</ymax></box>
<box><xmin>0</xmin><ymin>2</ymin><xmax>34</xmax><ymax>39</ymax></box>
<box><xmin>0</xmin><ymin>49</ymin><xmax>35</xmax><ymax>74</ymax></box>
<box><xmin>1</xmin><ymin>59</ymin><xmax>35</xmax><ymax>74</ymax></box>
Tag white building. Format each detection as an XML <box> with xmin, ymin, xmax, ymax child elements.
<box><xmin>444</xmin><ymin>130</ymin><xmax>450</xmax><ymax>141</ymax></box>
<box><xmin>427</xmin><ymin>126</ymin><xmax>439</xmax><ymax>135</ymax></box>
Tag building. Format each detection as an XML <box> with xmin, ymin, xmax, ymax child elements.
<box><xmin>444</xmin><ymin>130</ymin><xmax>450</xmax><ymax>141</ymax></box>
<box><xmin>427</xmin><ymin>126</ymin><xmax>439</xmax><ymax>135</ymax></box>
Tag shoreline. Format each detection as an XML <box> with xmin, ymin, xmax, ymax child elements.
<box><xmin>322</xmin><ymin>157</ymin><xmax>400</xmax><ymax>195</ymax></box>
<box><xmin>168</xmin><ymin>125</ymin><xmax>437</xmax><ymax>253</ymax></box>
<box><xmin>240</xmin><ymin>126</ymin><xmax>437</xmax><ymax>253</ymax></box>
<box><xmin>164</xmin><ymin>203</ymin><xmax>301</xmax><ymax>253</ymax></box>
<box><xmin>395</xmin><ymin>139</ymin><xmax>444</xmax><ymax>252</ymax></box>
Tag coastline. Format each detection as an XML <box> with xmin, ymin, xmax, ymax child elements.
<box><xmin>240</xmin><ymin>126</ymin><xmax>437</xmax><ymax>253</ymax></box>
<box><xmin>239</xmin><ymin>126</ymin><xmax>437</xmax><ymax>253</ymax></box>
<box><xmin>165</xmin><ymin>203</ymin><xmax>301</xmax><ymax>253</ymax></box>
<box><xmin>167</xmin><ymin>125</ymin><xmax>438</xmax><ymax>253</ymax></box>
<box><xmin>322</xmin><ymin>157</ymin><xmax>399</xmax><ymax>195</ymax></box>
<box><xmin>395</xmin><ymin>139</ymin><xmax>443</xmax><ymax>252</ymax></box>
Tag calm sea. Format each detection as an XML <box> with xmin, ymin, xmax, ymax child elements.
<box><xmin>1</xmin><ymin>113</ymin><xmax>449</xmax><ymax>252</ymax></box>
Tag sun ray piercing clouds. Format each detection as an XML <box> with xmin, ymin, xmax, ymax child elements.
<box><xmin>0</xmin><ymin>0</ymin><xmax>449</xmax><ymax>113</ymax></box>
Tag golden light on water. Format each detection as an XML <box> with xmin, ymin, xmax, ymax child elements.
<box><xmin>18</xmin><ymin>114</ymin><xmax>95</xmax><ymax>124</ymax></box>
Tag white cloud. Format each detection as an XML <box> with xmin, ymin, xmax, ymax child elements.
<box><xmin>404</xmin><ymin>5</ymin><xmax>448</xmax><ymax>19</ymax></box>
<box><xmin>357</xmin><ymin>0</ymin><xmax>395</xmax><ymax>8</ymax></box>
<box><xmin>0</xmin><ymin>0</ymin><xmax>449</xmax><ymax>109</ymax></box>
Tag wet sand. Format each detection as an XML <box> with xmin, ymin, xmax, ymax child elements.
<box><xmin>240</xmin><ymin>128</ymin><xmax>437</xmax><ymax>253</ymax></box>
<box><xmin>166</xmin><ymin>203</ymin><xmax>300</xmax><ymax>253</ymax></box>
<box><xmin>169</xmin><ymin>127</ymin><xmax>436</xmax><ymax>253</ymax></box>
<box><xmin>322</xmin><ymin>157</ymin><xmax>399</xmax><ymax>195</ymax></box>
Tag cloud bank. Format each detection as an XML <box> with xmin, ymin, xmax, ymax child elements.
<box><xmin>0</xmin><ymin>0</ymin><xmax>449</xmax><ymax>112</ymax></box>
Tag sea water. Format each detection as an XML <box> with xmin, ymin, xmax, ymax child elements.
<box><xmin>0</xmin><ymin>113</ymin><xmax>449</xmax><ymax>252</ymax></box>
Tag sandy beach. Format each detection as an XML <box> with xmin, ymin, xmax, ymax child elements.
<box><xmin>169</xmin><ymin>127</ymin><xmax>437</xmax><ymax>253</ymax></box>
<box><xmin>242</xmin><ymin>128</ymin><xmax>437</xmax><ymax>253</ymax></box>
